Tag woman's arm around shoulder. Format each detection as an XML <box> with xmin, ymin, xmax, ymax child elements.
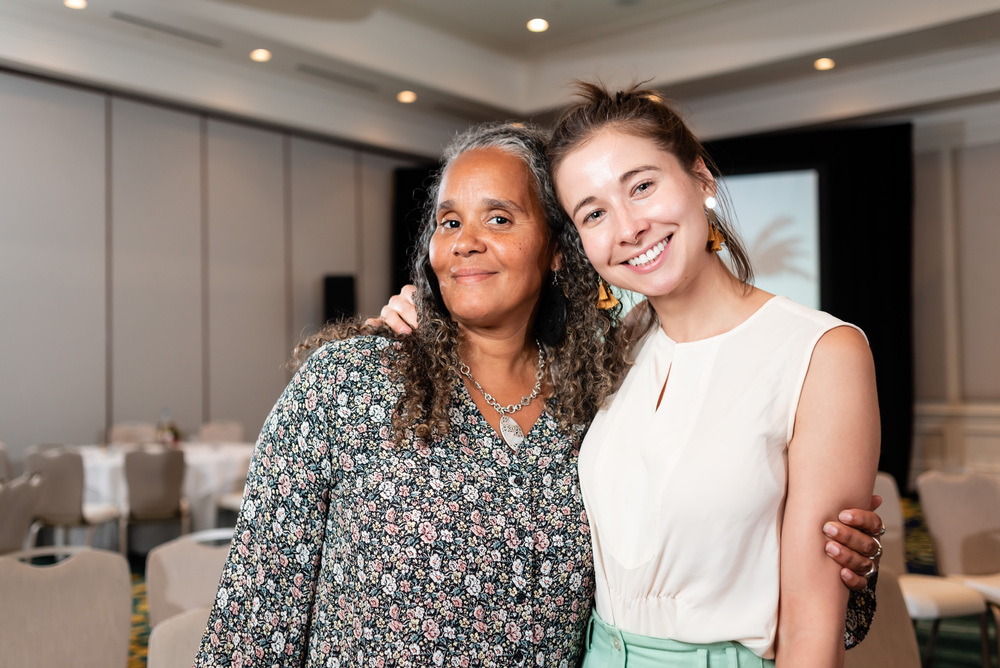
<box><xmin>777</xmin><ymin>326</ymin><xmax>881</xmax><ymax>667</ymax></box>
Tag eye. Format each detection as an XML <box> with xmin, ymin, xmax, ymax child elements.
<box><xmin>581</xmin><ymin>209</ymin><xmax>605</xmax><ymax>225</ymax></box>
<box><xmin>487</xmin><ymin>215</ymin><xmax>511</xmax><ymax>225</ymax></box>
<box><xmin>438</xmin><ymin>218</ymin><xmax>460</xmax><ymax>230</ymax></box>
<box><xmin>632</xmin><ymin>180</ymin><xmax>654</xmax><ymax>196</ymax></box>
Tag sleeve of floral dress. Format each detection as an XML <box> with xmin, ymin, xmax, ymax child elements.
<box><xmin>844</xmin><ymin>572</ymin><xmax>877</xmax><ymax>649</ymax></box>
<box><xmin>194</xmin><ymin>347</ymin><xmax>340</xmax><ymax>667</ymax></box>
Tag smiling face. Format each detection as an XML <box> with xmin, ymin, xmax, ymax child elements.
<box><xmin>553</xmin><ymin>129</ymin><xmax>717</xmax><ymax>305</ymax></box>
<box><xmin>428</xmin><ymin>147</ymin><xmax>557</xmax><ymax>332</ymax></box>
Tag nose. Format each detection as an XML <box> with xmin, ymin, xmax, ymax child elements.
<box><xmin>616</xmin><ymin>208</ymin><xmax>649</xmax><ymax>246</ymax></box>
<box><xmin>452</xmin><ymin>223</ymin><xmax>486</xmax><ymax>255</ymax></box>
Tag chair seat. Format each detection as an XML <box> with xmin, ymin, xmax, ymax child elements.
<box><xmin>83</xmin><ymin>502</ymin><xmax>121</xmax><ymax>525</ymax></box>
<box><xmin>951</xmin><ymin>573</ymin><xmax>1000</xmax><ymax>604</ymax></box>
<box><xmin>899</xmin><ymin>573</ymin><xmax>987</xmax><ymax>618</ymax></box>
<box><xmin>216</xmin><ymin>491</ymin><xmax>243</xmax><ymax>513</ymax></box>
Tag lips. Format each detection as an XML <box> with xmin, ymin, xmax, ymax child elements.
<box><xmin>626</xmin><ymin>236</ymin><xmax>670</xmax><ymax>267</ymax></box>
<box><xmin>450</xmin><ymin>267</ymin><xmax>496</xmax><ymax>281</ymax></box>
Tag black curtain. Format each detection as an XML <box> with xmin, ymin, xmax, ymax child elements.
<box><xmin>706</xmin><ymin>124</ymin><xmax>914</xmax><ymax>491</ymax></box>
<box><xmin>391</xmin><ymin>164</ymin><xmax>438</xmax><ymax>294</ymax></box>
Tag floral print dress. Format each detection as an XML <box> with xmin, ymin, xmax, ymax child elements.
<box><xmin>195</xmin><ymin>336</ymin><xmax>595</xmax><ymax>668</ymax></box>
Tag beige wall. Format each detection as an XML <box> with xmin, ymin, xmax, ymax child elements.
<box><xmin>911</xmin><ymin>130</ymin><xmax>1000</xmax><ymax>484</ymax></box>
<box><xmin>0</xmin><ymin>71</ymin><xmax>423</xmax><ymax>459</ymax></box>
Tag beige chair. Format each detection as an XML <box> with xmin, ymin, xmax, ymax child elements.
<box><xmin>197</xmin><ymin>420</ymin><xmax>245</xmax><ymax>443</ymax></box>
<box><xmin>844</xmin><ymin>568</ymin><xmax>922</xmax><ymax>668</ymax></box>
<box><xmin>0</xmin><ymin>473</ymin><xmax>43</xmax><ymax>554</ymax></box>
<box><xmin>24</xmin><ymin>447</ymin><xmax>120</xmax><ymax>547</ymax></box>
<box><xmin>108</xmin><ymin>420</ymin><xmax>157</xmax><ymax>444</ymax></box>
<box><xmin>145</xmin><ymin>527</ymin><xmax>233</xmax><ymax>628</ymax></box>
<box><xmin>0</xmin><ymin>440</ymin><xmax>13</xmax><ymax>482</ymax></box>
<box><xmin>917</xmin><ymin>470</ymin><xmax>1000</xmax><ymax>662</ymax></box>
<box><xmin>874</xmin><ymin>472</ymin><xmax>991</xmax><ymax>667</ymax></box>
<box><xmin>120</xmin><ymin>446</ymin><xmax>189</xmax><ymax>555</ymax></box>
<box><xmin>0</xmin><ymin>546</ymin><xmax>132</xmax><ymax>668</ymax></box>
<box><xmin>216</xmin><ymin>451</ymin><xmax>252</xmax><ymax>519</ymax></box>
<box><xmin>147</xmin><ymin>606</ymin><xmax>212</xmax><ymax>668</ymax></box>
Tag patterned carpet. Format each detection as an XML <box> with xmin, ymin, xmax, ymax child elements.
<box><xmin>126</xmin><ymin>498</ymin><xmax>995</xmax><ymax>667</ymax></box>
<box><xmin>130</xmin><ymin>575</ymin><xmax>150</xmax><ymax>668</ymax></box>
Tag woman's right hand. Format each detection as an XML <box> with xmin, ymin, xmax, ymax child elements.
<box><xmin>366</xmin><ymin>284</ymin><xmax>419</xmax><ymax>334</ymax></box>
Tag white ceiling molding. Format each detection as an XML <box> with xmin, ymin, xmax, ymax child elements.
<box><xmin>2</xmin><ymin>0</ymin><xmax>1000</xmax><ymax>155</ymax></box>
<box><xmin>684</xmin><ymin>44</ymin><xmax>1000</xmax><ymax>140</ymax></box>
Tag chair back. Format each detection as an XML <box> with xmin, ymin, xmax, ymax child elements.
<box><xmin>872</xmin><ymin>472</ymin><xmax>907</xmax><ymax>575</ymax></box>
<box><xmin>23</xmin><ymin>447</ymin><xmax>85</xmax><ymax>525</ymax></box>
<box><xmin>843</xmin><ymin>568</ymin><xmax>921</xmax><ymax>668</ymax></box>
<box><xmin>916</xmin><ymin>471</ymin><xmax>1000</xmax><ymax>576</ymax></box>
<box><xmin>0</xmin><ymin>474</ymin><xmax>43</xmax><ymax>554</ymax></box>
<box><xmin>125</xmin><ymin>447</ymin><xmax>186</xmax><ymax>520</ymax></box>
<box><xmin>0</xmin><ymin>546</ymin><xmax>132</xmax><ymax>668</ymax></box>
<box><xmin>0</xmin><ymin>441</ymin><xmax>13</xmax><ymax>482</ymax></box>
<box><xmin>197</xmin><ymin>420</ymin><xmax>245</xmax><ymax>443</ymax></box>
<box><xmin>145</xmin><ymin>528</ymin><xmax>233</xmax><ymax>628</ymax></box>
<box><xmin>146</xmin><ymin>606</ymin><xmax>212</xmax><ymax>668</ymax></box>
<box><xmin>109</xmin><ymin>421</ymin><xmax>157</xmax><ymax>444</ymax></box>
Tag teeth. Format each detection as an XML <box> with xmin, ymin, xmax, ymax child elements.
<box><xmin>627</xmin><ymin>238</ymin><xmax>668</xmax><ymax>267</ymax></box>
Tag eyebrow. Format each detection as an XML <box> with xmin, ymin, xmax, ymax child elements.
<box><xmin>437</xmin><ymin>197</ymin><xmax>527</xmax><ymax>215</ymax></box>
<box><xmin>569</xmin><ymin>164</ymin><xmax>660</xmax><ymax>219</ymax></box>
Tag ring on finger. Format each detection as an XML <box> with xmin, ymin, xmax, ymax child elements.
<box><xmin>868</xmin><ymin>535</ymin><xmax>882</xmax><ymax>560</ymax></box>
<box><xmin>864</xmin><ymin>558</ymin><xmax>877</xmax><ymax>578</ymax></box>
<box><xmin>876</xmin><ymin>522</ymin><xmax>886</xmax><ymax>536</ymax></box>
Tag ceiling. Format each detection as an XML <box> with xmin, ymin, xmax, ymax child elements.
<box><xmin>2</xmin><ymin>0</ymin><xmax>1000</xmax><ymax>155</ymax></box>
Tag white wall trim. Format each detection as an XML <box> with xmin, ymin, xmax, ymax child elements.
<box><xmin>912</xmin><ymin>402</ymin><xmax>1000</xmax><ymax>486</ymax></box>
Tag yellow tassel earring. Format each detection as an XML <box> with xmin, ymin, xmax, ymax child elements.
<box><xmin>705</xmin><ymin>195</ymin><xmax>724</xmax><ymax>252</ymax></box>
<box><xmin>597</xmin><ymin>278</ymin><xmax>619</xmax><ymax>309</ymax></box>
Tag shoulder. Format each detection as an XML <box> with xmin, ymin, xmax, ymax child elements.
<box><xmin>766</xmin><ymin>297</ymin><xmax>869</xmax><ymax>345</ymax></box>
<box><xmin>298</xmin><ymin>335</ymin><xmax>401</xmax><ymax>378</ymax></box>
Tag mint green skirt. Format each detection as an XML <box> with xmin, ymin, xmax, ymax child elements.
<box><xmin>582</xmin><ymin>611</ymin><xmax>774</xmax><ymax>668</ymax></box>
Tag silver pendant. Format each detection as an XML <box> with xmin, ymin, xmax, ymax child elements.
<box><xmin>499</xmin><ymin>415</ymin><xmax>524</xmax><ymax>449</ymax></box>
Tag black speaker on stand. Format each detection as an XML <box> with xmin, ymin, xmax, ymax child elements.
<box><xmin>323</xmin><ymin>275</ymin><xmax>356</xmax><ymax>324</ymax></box>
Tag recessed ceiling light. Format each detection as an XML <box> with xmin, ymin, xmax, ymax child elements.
<box><xmin>527</xmin><ymin>18</ymin><xmax>549</xmax><ymax>33</ymax></box>
<box><xmin>64</xmin><ymin>0</ymin><xmax>87</xmax><ymax>8</ymax></box>
<box><xmin>397</xmin><ymin>90</ymin><xmax>417</xmax><ymax>104</ymax></box>
<box><xmin>250</xmin><ymin>49</ymin><xmax>272</xmax><ymax>63</ymax></box>
<box><xmin>814</xmin><ymin>57</ymin><xmax>835</xmax><ymax>71</ymax></box>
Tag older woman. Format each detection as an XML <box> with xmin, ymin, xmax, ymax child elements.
<box><xmin>195</xmin><ymin>122</ymin><xmax>630</xmax><ymax>668</ymax></box>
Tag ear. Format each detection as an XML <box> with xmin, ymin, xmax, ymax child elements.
<box><xmin>692</xmin><ymin>156</ymin><xmax>716</xmax><ymax>196</ymax></box>
<box><xmin>551</xmin><ymin>249</ymin><xmax>563</xmax><ymax>273</ymax></box>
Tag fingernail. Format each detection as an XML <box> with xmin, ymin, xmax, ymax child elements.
<box><xmin>825</xmin><ymin>542</ymin><xmax>841</xmax><ymax>557</ymax></box>
<box><xmin>823</xmin><ymin>522</ymin><xmax>839</xmax><ymax>537</ymax></box>
<box><xmin>839</xmin><ymin>511</ymin><xmax>854</xmax><ymax>523</ymax></box>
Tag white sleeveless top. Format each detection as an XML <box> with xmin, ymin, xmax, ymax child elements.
<box><xmin>579</xmin><ymin>296</ymin><xmax>862</xmax><ymax>659</ymax></box>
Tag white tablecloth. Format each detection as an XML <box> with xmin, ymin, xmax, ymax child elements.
<box><xmin>77</xmin><ymin>441</ymin><xmax>254</xmax><ymax>534</ymax></box>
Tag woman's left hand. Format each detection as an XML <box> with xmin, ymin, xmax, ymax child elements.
<box><xmin>823</xmin><ymin>494</ymin><xmax>885</xmax><ymax>591</ymax></box>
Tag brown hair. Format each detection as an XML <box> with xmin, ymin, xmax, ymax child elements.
<box><xmin>295</xmin><ymin>121</ymin><xmax>630</xmax><ymax>442</ymax></box>
<box><xmin>548</xmin><ymin>80</ymin><xmax>754</xmax><ymax>290</ymax></box>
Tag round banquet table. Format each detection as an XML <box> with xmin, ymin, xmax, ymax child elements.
<box><xmin>74</xmin><ymin>441</ymin><xmax>254</xmax><ymax>548</ymax></box>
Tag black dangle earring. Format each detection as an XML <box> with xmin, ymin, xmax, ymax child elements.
<box><xmin>535</xmin><ymin>271</ymin><xmax>568</xmax><ymax>347</ymax></box>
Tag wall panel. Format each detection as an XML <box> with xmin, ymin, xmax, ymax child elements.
<box><xmin>206</xmin><ymin>119</ymin><xmax>287</xmax><ymax>440</ymax></box>
<box><xmin>110</xmin><ymin>98</ymin><xmax>203</xmax><ymax>437</ymax></box>
<box><xmin>289</xmin><ymin>137</ymin><xmax>356</xmax><ymax>345</ymax></box>
<box><xmin>0</xmin><ymin>74</ymin><xmax>107</xmax><ymax>452</ymax></box>
<box><xmin>912</xmin><ymin>151</ymin><xmax>947</xmax><ymax>402</ymax></box>
<box><xmin>957</xmin><ymin>141</ymin><xmax>1000</xmax><ymax>400</ymax></box>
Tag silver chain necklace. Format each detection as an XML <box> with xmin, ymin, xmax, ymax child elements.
<box><xmin>459</xmin><ymin>340</ymin><xmax>545</xmax><ymax>449</ymax></box>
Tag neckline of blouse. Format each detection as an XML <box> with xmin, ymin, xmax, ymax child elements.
<box><xmin>653</xmin><ymin>295</ymin><xmax>784</xmax><ymax>349</ymax></box>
